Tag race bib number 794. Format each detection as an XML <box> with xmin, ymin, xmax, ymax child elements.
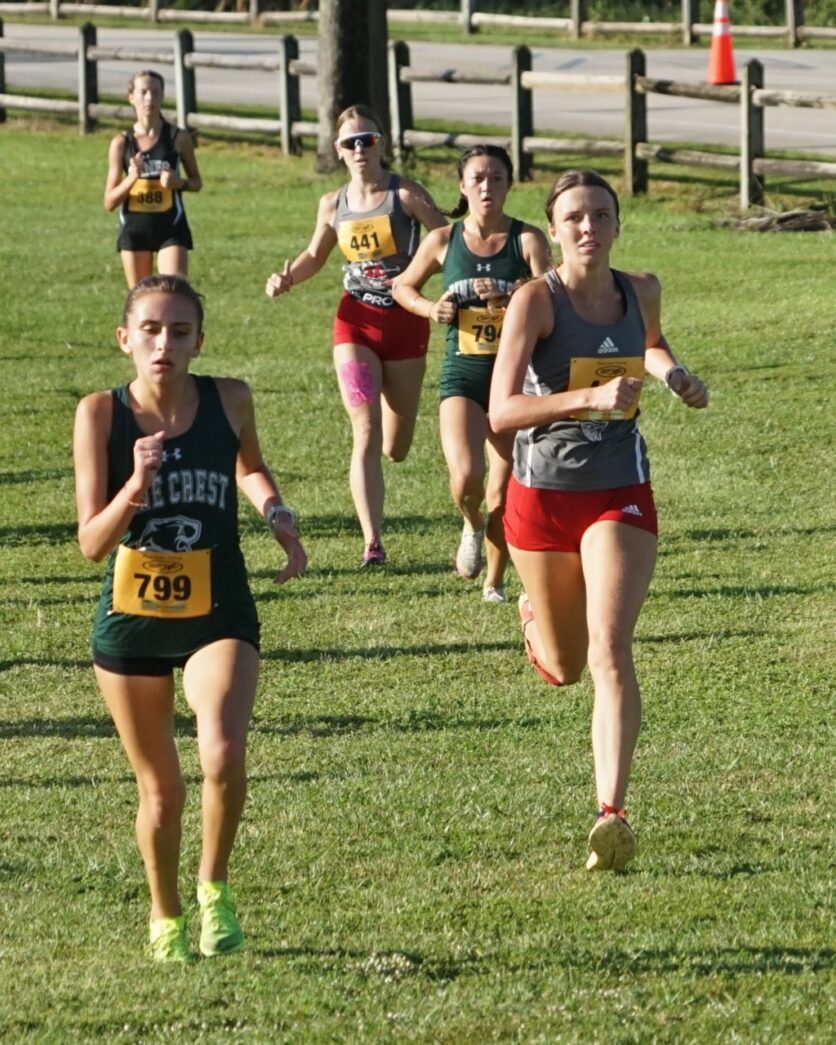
<box><xmin>112</xmin><ymin>545</ymin><xmax>211</xmax><ymax>618</ymax></box>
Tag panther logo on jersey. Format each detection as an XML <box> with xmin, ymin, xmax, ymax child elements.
<box><xmin>138</xmin><ymin>515</ymin><xmax>202</xmax><ymax>552</ymax></box>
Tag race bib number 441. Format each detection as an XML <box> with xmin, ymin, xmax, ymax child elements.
<box><xmin>338</xmin><ymin>215</ymin><xmax>396</xmax><ymax>262</ymax></box>
<box><xmin>113</xmin><ymin>545</ymin><xmax>211</xmax><ymax>618</ymax></box>
<box><xmin>127</xmin><ymin>177</ymin><xmax>173</xmax><ymax>213</ymax></box>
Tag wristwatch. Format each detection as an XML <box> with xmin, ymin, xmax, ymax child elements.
<box><xmin>266</xmin><ymin>503</ymin><xmax>297</xmax><ymax>531</ymax></box>
<box><xmin>664</xmin><ymin>364</ymin><xmax>690</xmax><ymax>391</ymax></box>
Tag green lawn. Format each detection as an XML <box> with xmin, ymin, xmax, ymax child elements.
<box><xmin>0</xmin><ymin>123</ymin><xmax>834</xmax><ymax>1042</ymax></box>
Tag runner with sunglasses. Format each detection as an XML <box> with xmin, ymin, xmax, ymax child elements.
<box><xmin>266</xmin><ymin>105</ymin><xmax>446</xmax><ymax>567</ymax></box>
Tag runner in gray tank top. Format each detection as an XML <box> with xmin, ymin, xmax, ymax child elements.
<box><xmin>266</xmin><ymin>105</ymin><xmax>446</xmax><ymax>568</ymax></box>
<box><xmin>74</xmin><ymin>276</ymin><xmax>306</xmax><ymax>962</ymax></box>
<box><xmin>393</xmin><ymin>146</ymin><xmax>550</xmax><ymax>604</ymax></box>
<box><xmin>490</xmin><ymin>170</ymin><xmax>709</xmax><ymax>873</ymax></box>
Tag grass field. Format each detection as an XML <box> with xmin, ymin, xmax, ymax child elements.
<box><xmin>0</xmin><ymin>122</ymin><xmax>834</xmax><ymax>1042</ymax></box>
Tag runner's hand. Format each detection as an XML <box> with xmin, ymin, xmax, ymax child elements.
<box><xmin>430</xmin><ymin>289</ymin><xmax>457</xmax><ymax>324</ymax></box>
<box><xmin>266</xmin><ymin>260</ymin><xmax>293</xmax><ymax>298</ymax></box>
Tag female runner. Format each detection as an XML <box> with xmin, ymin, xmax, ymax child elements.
<box><xmin>74</xmin><ymin>275</ymin><xmax>306</xmax><ymax>960</ymax></box>
<box><xmin>104</xmin><ymin>70</ymin><xmax>202</xmax><ymax>288</ymax></box>
<box><xmin>265</xmin><ymin>105</ymin><xmax>445</xmax><ymax>567</ymax></box>
<box><xmin>490</xmin><ymin>170</ymin><xmax>708</xmax><ymax>870</ymax></box>
<box><xmin>393</xmin><ymin>145</ymin><xmax>551</xmax><ymax>602</ymax></box>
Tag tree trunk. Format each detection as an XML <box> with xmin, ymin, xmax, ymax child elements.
<box><xmin>316</xmin><ymin>0</ymin><xmax>389</xmax><ymax>172</ymax></box>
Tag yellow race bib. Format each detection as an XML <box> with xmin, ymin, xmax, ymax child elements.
<box><xmin>338</xmin><ymin>215</ymin><xmax>396</xmax><ymax>262</ymax></box>
<box><xmin>127</xmin><ymin>177</ymin><xmax>173</xmax><ymax>214</ymax></box>
<box><xmin>457</xmin><ymin>307</ymin><xmax>504</xmax><ymax>356</ymax></box>
<box><xmin>113</xmin><ymin>545</ymin><xmax>211</xmax><ymax>618</ymax></box>
<box><xmin>568</xmin><ymin>356</ymin><xmax>645</xmax><ymax>421</ymax></box>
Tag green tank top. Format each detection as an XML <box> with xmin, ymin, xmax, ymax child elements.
<box><xmin>442</xmin><ymin>217</ymin><xmax>528</xmax><ymax>360</ymax></box>
<box><xmin>92</xmin><ymin>375</ymin><xmax>258</xmax><ymax>659</ymax></box>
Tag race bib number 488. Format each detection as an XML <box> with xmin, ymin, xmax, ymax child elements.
<box><xmin>113</xmin><ymin>545</ymin><xmax>211</xmax><ymax>618</ymax></box>
<box><xmin>127</xmin><ymin>178</ymin><xmax>173</xmax><ymax>214</ymax></box>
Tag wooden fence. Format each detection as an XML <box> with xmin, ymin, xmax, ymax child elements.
<box><xmin>0</xmin><ymin>0</ymin><xmax>834</xmax><ymax>48</ymax></box>
<box><xmin>1</xmin><ymin>21</ymin><xmax>834</xmax><ymax>208</ymax></box>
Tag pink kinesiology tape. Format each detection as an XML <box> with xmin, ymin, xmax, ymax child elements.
<box><xmin>339</xmin><ymin>361</ymin><xmax>376</xmax><ymax>407</ymax></box>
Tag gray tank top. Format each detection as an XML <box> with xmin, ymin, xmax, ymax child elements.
<box><xmin>332</xmin><ymin>174</ymin><xmax>420</xmax><ymax>309</ymax></box>
<box><xmin>512</xmin><ymin>268</ymin><xmax>651</xmax><ymax>491</ymax></box>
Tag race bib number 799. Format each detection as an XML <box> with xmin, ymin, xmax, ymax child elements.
<box><xmin>113</xmin><ymin>545</ymin><xmax>211</xmax><ymax>618</ymax></box>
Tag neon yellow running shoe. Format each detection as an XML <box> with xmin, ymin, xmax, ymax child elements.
<box><xmin>148</xmin><ymin>915</ymin><xmax>192</xmax><ymax>963</ymax></box>
<box><xmin>197</xmin><ymin>881</ymin><xmax>244</xmax><ymax>957</ymax></box>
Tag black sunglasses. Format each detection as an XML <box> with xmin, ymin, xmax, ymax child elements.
<box><xmin>338</xmin><ymin>132</ymin><xmax>382</xmax><ymax>151</ymax></box>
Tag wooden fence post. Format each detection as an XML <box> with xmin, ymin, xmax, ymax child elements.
<box><xmin>511</xmin><ymin>45</ymin><xmax>533</xmax><ymax>182</ymax></box>
<box><xmin>570</xmin><ymin>0</ymin><xmax>584</xmax><ymax>41</ymax></box>
<box><xmin>786</xmin><ymin>0</ymin><xmax>803</xmax><ymax>47</ymax></box>
<box><xmin>461</xmin><ymin>0</ymin><xmax>475</xmax><ymax>34</ymax></box>
<box><xmin>279</xmin><ymin>34</ymin><xmax>301</xmax><ymax>156</ymax></box>
<box><xmin>78</xmin><ymin>22</ymin><xmax>97</xmax><ymax>134</ymax></box>
<box><xmin>149</xmin><ymin>0</ymin><xmax>160</xmax><ymax>24</ymax></box>
<box><xmin>249</xmin><ymin>0</ymin><xmax>259</xmax><ymax>26</ymax></box>
<box><xmin>174</xmin><ymin>29</ymin><xmax>196</xmax><ymax>131</ymax></box>
<box><xmin>0</xmin><ymin>20</ymin><xmax>5</xmax><ymax>125</ymax></box>
<box><xmin>624</xmin><ymin>49</ymin><xmax>647</xmax><ymax>196</ymax></box>
<box><xmin>388</xmin><ymin>40</ymin><xmax>412</xmax><ymax>165</ymax></box>
<box><xmin>49</xmin><ymin>0</ymin><xmax>59</xmax><ymax>20</ymax></box>
<box><xmin>740</xmin><ymin>59</ymin><xmax>764</xmax><ymax>209</ymax></box>
<box><xmin>681</xmin><ymin>0</ymin><xmax>698</xmax><ymax>45</ymax></box>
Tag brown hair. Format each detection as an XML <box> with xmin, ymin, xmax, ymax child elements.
<box><xmin>336</xmin><ymin>104</ymin><xmax>384</xmax><ymax>137</ymax></box>
<box><xmin>121</xmin><ymin>275</ymin><xmax>205</xmax><ymax>332</ymax></box>
<box><xmin>127</xmin><ymin>69</ymin><xmax>165</xmax><ymax>96</ymax></box>
<box><xmin>441</xmin><ymin>145</ymin><xmax>514</xmax><ymax>219</ymax></box>
<box><xmin>545</xmin><ymin>169</ymin><xmax>621</xmax><ymax>224</ymax></box>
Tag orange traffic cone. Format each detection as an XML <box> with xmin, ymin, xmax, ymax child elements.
<box><xmin>707</xmin><ymin>0</ymin><xmax>737</xmax><ymax>84</ymax></box>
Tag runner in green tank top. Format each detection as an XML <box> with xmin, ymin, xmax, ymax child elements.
<box><xmin>394</xmin><ymin>146</ymin><xmax>551</xmax><ymax>603</ymax></box>
<box><xmin>73</xmin><ymin>275</ymin><xmax>306</xmax><ymax>962</ymax></box>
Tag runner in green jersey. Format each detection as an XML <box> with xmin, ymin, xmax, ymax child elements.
<box><xmin>73</xmin><ymin>275</ymin><xmax>306</xmax><ymax>961</ymax></box>
<box><xmin>393</xmin><ymin>146</ymin><xmax>551</xmax><ymax>603</ymax></box>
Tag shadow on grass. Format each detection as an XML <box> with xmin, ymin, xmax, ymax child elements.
<box><xmin>0</xmin><ymin>522</ymin><xmax>76</xmax><ymax>547</ymax></box>
<box><xmin>250</xmin><ymin>710</ymin><xmax>554</xmax><ymax>739</ymax></box>
<box><xmin>249</xmin><ymin>943</ymin><xmax>834</xmax><ymax>979</ymax></box>
<box><xmin>554</xmin><ymin>945</ymin><xmax>836</xmax><ymax>978</ymax></box>
<box><xmin>0</xmin><ymin>467</ymin><xmax>73</xmax><ymax>486</ymax></box>
<box><xmin>0</xmin><ymin>656</ymin><xmax>92</xmax><ymax>673</ymax></box>
<box><xmin>671</xmin><ymin>583</ymin><xmax>832</xmax><ymax>599</ymax></box>
<box><xmin>241</xmin><ymin>512</ymin><xmax>449</xmax><ymax>541</ymax></box>
<box><xmin>639</xmin><ymin>629</ymin><xmax>764</xmax><ymax>643</ymax></box>
<box><xmin>0</xmin><ymin>713</ymin><xmax>196</xmax><ymax>740</ymax></box>
<box><xmin>261</xmin><ymin>639</ymin><xmax>517</xmax><ymax>662</ymax></box>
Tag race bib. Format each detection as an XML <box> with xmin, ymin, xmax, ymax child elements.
<box><xmin>127</xmin><ymin>177</ymin><xmax>173</xmax><ymax>214</ymax></box>
<box><xmin>457</xmin><ymin>307</ymin><xmax>504</xmax><ymax>356</ymax></box>
<box><xmin>113</xmin><ymin>545</ymin><xmax>211</xmax><ymax>618</ymax></box>
<box><xmin>338</xmin><ymin>215</ymin><xmax>396</xmax><ymax>262</ymax></box>
<box><xmin>568</xmin><ymin>356</ymin><xmax>645</xmax><ymax>421</ymax></box>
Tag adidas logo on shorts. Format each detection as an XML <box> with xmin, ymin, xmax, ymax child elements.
<box><xmin>621</xmin><ymin>503</ymin><xmax>642</xmax><ymax>516</ymax></box>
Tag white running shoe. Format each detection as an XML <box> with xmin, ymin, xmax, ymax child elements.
<box><xmin>586</xmin><ymin>810</ymin><xmax>637</xmax><ymax>872</ymax></box>
<box><xmin>455</xmin><ymin>526</ymin><xmax>484</xmax><ymax>579</ymax></box>
<box><xmin>482</xmin><ymin>585</ymin><xmax>506</xmax><ymax>605</ymax></box>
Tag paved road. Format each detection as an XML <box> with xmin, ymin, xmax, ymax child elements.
<box><xmin>4</xmin><ymin>24</ymin><xmax>836</xmax><ymax>154</ymax></box>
